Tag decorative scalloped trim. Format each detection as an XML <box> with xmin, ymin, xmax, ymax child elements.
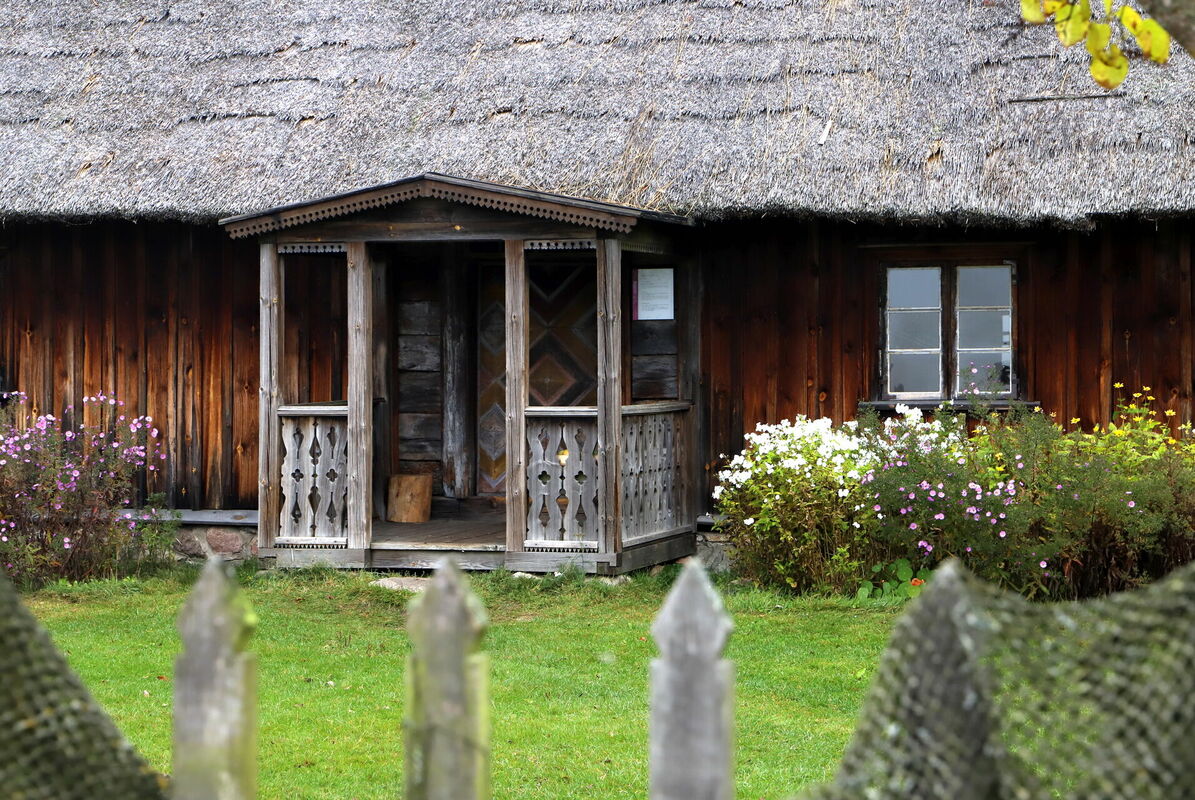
<box><xmin>277</xmin><ymin>243</ymin><xmax>347</xmax><ymax>254</ymax></box>
<box><xmin>525</xmin><ymin>239</ymin><xmax>597</xmax><ymax>250</ymax></box>
<box><xmin>226</xmin><ymin>180</ymin><xmax>635</xmax><ymax>238</ymax></box>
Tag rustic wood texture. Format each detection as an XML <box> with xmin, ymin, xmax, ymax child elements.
<box><xmin>442</xmin><ymin>246</ymin><xmax>477</xmax><ymax>498</ymax></box>
<box><xmin>277</xmin><ymin>413</ymin><xmax>349</xmax><ymax>541</ymax></box>
<box><xmin>650</xmin><ymin>559</ymin><xmax>733</xmax><ymax>800</ymax></box>
<box><xmin>504</xmin><ymin>241</ymin><xmax>529</xmax><ymax>551</ymax></box>
<box><xmin>258</xmin><ymin>243</ymin><xmax>283</xmax><ymax>548</ymax></box>
<box><xmin>524</xmin><ymin>414</ymin><xmax>600</xmax><ymax>545</ymax></box>
<box><xmin>621</xmin><ymin>407</ymin><xmax>690</xmax><ymax>542</ymax></box>
<box><xmin>388</xmin><ymin>474</ymin><xmax>434</xmax><ymax>523</ymax></box>
<box><xmin>346</xmin><ymin>242</ymin><xmax>374</xmax><ymax>549</ymax></box>
<box><xmin>405</xmin><ymin>560</ymin><xmax>491</xmax><ymax>800</ymax></box>
<box><xmin>173</xmin><ymin>560</ymin><xmax>257</xmax><ymax>800</ymax></box>
<box><xmin>698</xmin><ymin>220</ymin><xmax>1195</xmax><ymax>504</ymax></box>
<box><xmin>595</xmin><ymin>239</ymin><xmax>623</xmax><ymax>554</ymax></box>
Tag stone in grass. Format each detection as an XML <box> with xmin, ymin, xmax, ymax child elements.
<box><xmin>509</xmin><ymin>572</ymin><xmax>539</xmax><ymax>580</ymax></box>
<box><xmin>370</xmin><ymin>576</ymin><xmax>432</xmax><ymax>593</ymax></box>
<box><xmin>596</xmin><ymin>575</ymin><xmax>631</xmax><ymax>586</ymax></box>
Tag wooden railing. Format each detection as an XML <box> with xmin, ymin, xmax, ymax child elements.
<box><xmin>524</xmin><ymin>402</ymin><xmax>692</xmax><ymax>549</ymax></box>
<box><xmin>276</xmin><ymin>403</ymin><xmax>349</xmax><ymax>546</ymax></box>
<box><xmin>524</xmin><ymin>409</ymin><xmax>601</xmax><ymax>549</ymax></box>
<box><xmin>620</xmin><ymin>402</ymin><xmax>692</xmax><ymax>545</ymax></box>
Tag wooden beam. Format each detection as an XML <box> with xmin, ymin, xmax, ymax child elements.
<box><xmin>346</xmin><ymin>242</ymin><xmax>374</xmax><ymax>550</ymax></box>
<box><xmin>257</xmin><ymin>243</ymin><xmax>283</xmax><ymax>550</ymax></box>
<box><xmin>596</xmin><ymin>239</ymin><xmax>624</xmax><ymax>554</ymax></box>
<box><xmin>372</xmin><ymin>256</ymin><xmax>391</xmax><ymax>521</ymax></box>
<box><xmin>442</xmin><ymin>245</ymin><xmax>476</xmax><ymax>498</ymax></box>
<box><xmin>677</xmin><ymin>253</ymin><xmax>704</xmax><ymax>524</ymax></box>
<box><xmin>504</xmin><ymin>240</ymin><xmax>528</xmax><ymax>552</ymax></box>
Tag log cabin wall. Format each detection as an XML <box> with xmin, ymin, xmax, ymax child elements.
<box><xmin>0</xmin><ymin>222</ymin><xmax>344</xmax><ymax>510</ymax></box>
<box><xmin>699</xmin><ymin>219</ymin><xmax>1195</xmax><ymax>503</ymax></box>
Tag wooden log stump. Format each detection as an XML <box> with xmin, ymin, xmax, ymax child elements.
<box><xmin>388</xmin><ymin>474</ymin><xmax>434</xmax><ymax>523</ymax></box>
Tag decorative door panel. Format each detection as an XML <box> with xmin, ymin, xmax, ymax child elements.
<box><xmin>477</xmin><ymin>254</ymin><xmax>597</xmax><ymax>495</ymax></box>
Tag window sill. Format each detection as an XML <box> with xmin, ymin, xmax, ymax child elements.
<box><xmin>858</xmin><ymin>399</ymin><xmax>1038</xmax><ymax>414</ymax></box>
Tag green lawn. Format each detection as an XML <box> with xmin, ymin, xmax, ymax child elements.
<box><xmin>25</xmin><ymin>566</ymin><xmax>899</xmax><ymax>800</ymax></box>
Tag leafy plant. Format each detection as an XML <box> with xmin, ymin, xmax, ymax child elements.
<box><xmin>715</xmin><ymin>389</ymin><xmax>1195</xmax><ymax>600</ymax></box>
<box><xmin>1021</xmin><ymin>0</ymin><xmax>1172</xmax><ymax>89</ymax></box>
<box><xmin>0</xmin><ymin>392</ymin><xmax>177</xmax><ymax>586</ymax></box>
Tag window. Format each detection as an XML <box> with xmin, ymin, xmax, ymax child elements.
<box><xmin>884</xmin><ymin>264</ymin><xmax>1013</xmax><ymax>400</ymax></box>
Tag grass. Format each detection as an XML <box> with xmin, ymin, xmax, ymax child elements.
<box><xmin>25</xmin><ymin>564</ymin><xmax>901</xmax><ymax>800</ymax></box>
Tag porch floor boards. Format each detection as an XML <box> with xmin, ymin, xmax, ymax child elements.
<box><xmin>371</xmin><ymin>519</ymin><xmax>505</xmax><ymax>551</ymax></box>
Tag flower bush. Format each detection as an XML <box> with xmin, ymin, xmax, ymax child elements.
<box><xmin>716</xmin><ymin>390</ymin><xmax>1195</xmax><ymax>599</ymax></box>
<box><xmin>0</xmin><ymin>392</ymin><xmax>177</xmax><ymax>586</ymax></box>
<box><xmin>714</xmin><ymin>417</ymin><xmax>877</xmax><ymax>592</ymax></box>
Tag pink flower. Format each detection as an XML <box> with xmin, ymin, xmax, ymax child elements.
<box><xmin>998</xmin><ymin>530</ymin><xmax>1007</xmax><ymax>538</ymax></box>
<box><xmin>1128</xmin><ymin>500</ymin><xmax>1136</xmax><ymax>508</ymax></box>
<box><xmin>909</xmin><ymin>523</ymin><xmax>918</xmax><ymax>530</ymax></box>
<box><xmin>1039</xmin><ymin>560</ymin><xmax>1047</xmax><ymax>568</ymax></box>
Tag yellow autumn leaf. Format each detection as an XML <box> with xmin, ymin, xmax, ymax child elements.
<box><xmin>1103</xmin><ymin>0</ymin><xmax>1112</xmax><ymax>15</ymax></box>
<box><xmin>1090</xmin><ymin>45</ymin><xmax>1129</xmax><ymax>88</ymax></box>
<box><xmin>1057</xmin><ymin>0</ymin><xmax>1091</xmax><ymax>46</ymax></box>
<box><xmin>1136</xmin><ymin>19</ymin><xmax>1171</xmax><ymax>63</ymax></box>
<box><xmin>1044</xmin><ymin>0</ymin><xmax>1066</xmax><ymax>12</ymax></box>
<box><xmin>1086</xmin><ymin>21</ymin><xmax>1111</xmax><ymax>55</ymax></box>
<box><xmin>1022</xmin><ymin>0</ymin><xmax>1047</xmax><ymax>24</ymax></box>
<box><xmin>1120</xmin><ymin>5</ymin><xmax>1143</xmax><ymax>33</ymax></box>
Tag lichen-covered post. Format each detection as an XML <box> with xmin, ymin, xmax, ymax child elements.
<box><xmin>650</xmin><ymin>559</ymin><xmax>735</xmax><ymax>800</ymax></box>
<box><xmin>172</xmin><ymin>559</ymin><xmax>257</xmax><ymax>800</ymax></box>
<box><xmin>405</xmin><ymin>559</ymin><xmax>490</xmax><ymax>800</ymax></box>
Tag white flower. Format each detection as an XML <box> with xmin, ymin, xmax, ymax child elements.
<box><xmin>744</xmin><ymin>517</ymin><xmax>755</xmax><ymax>526</ymax></box>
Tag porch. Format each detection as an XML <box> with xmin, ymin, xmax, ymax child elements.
<box><xmin>220</xmin><ymin>174</ymin><xmax>700</xmax><ymax>573</ymax></box>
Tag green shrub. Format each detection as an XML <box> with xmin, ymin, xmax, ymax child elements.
<box><xmin>0</xmin><ymin>392</ymin><xmax>178</xmax><ymax>587</ymax></box>
<box><xmin>716</xmin><ymin>390</ymin><xmax>1195</xmax><ymax>599</ymax></box>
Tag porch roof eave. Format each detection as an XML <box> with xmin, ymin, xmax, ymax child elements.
<box><xmin>218</xmin><ymin>172</ymin><xmax>694</xmax><ymax>241</ymax></box>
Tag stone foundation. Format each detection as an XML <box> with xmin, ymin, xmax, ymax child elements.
<box><xmin>173</xmin><ymin>526</ymin><xmax>258</xmax><ymax>563</ymax></box>
<box><xmin>694</xmin><ymin>531</ymin><xmax>732</xmax><ymax>573</ymax></box>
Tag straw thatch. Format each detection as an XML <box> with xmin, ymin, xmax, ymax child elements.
<box><xmin>0</xmin><ymin>0</ymin><xmax>1192</xmax><ymax>226</ymax></box>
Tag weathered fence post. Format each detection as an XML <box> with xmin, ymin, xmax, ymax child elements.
<box><xmin>172</xmin><ymin>559</ymin><xmax>257</xmax><ymax>800</ymax></box>
<box><xmin>650</xmin><ymin>559</ymin><xmax>735</xmax><ymax>800</ymax></box>
<box><xmin>404</xmin><ymin>559</ymin><xmax>490</xmax><ymax>800</ymax></box>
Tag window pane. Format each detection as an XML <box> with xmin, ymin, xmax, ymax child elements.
<box><xmin>958</xmin><ymin>266</ymin><xmax>1011</xmax><ymax>307</ymax></box>
<box><xmin>889</xmin><ymin>352</ymin><xmax>940</xmax><ymax>395</ymax></box>
<box><xmin>957</xmin><ymin>351</ymin><xmax>1012</xmax><ymax>394</ymax></box>
<box><xmin>889</xmin><ymin>310</ymin><xmax>941</xmax><ymax>349</ymax></box>
<box><xmin>888</xmin><ymin>268</ymin><xmax>940</xmax><ymax>308</ymax></box>
<box><xmin>958</xmin><ymin>310</ymin><xmax>1011</xmax><ymax>349</ymax></box>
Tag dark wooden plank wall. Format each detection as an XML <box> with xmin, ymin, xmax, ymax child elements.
<box><xmin>3</xmin><ymin>219</ymin><xmax>1191</xmax><ymax>514</ymax></box>
<box><xmin>0</xmin><ymin>222</ymin><xmax>347</xmax><ymax>510</ymax></box>
<box><xmin>387</xmin><ymin>244</ymin><xmax>447</xmax><ymax>495</ymax></box>
<box><xmin>699</xmin><ymin>219</ymin><xmax>1195</xmax><ymax>501</ymax></box>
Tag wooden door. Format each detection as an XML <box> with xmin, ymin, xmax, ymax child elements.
<box><xmin>477</xmin><ymin>251</ymin><xmax>597</xmax><ymax>495</ymax></box>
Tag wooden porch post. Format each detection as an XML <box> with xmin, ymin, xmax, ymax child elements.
<box><xmin>257</xmin><ymin>243</ymin><xmax>283</xmax><ymax>550</ymax></box>
<box><xmin>347</xmin><ymin>242</ymin><xmax>374</xmax><ymax>551</ymax></box>
<box><xmin>504</xmin><ymin>240</ymin><xmax>528</xmax><ymax>552</ymax></box>
<box><xmin>596</xmin><ymin>239</ymin><xmax>623</xmax><ymax>555</ymax></box>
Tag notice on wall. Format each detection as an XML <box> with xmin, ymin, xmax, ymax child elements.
<box><xmin>634</xmin><ymin>268</ymin><xmax>675</xmax><ymax>320</ymax></box>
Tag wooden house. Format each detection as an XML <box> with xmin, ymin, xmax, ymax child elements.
<box><xmin>0</xmin><ymin>0</ymin><xmax>1192</xmax><ymax>572</ymax></box>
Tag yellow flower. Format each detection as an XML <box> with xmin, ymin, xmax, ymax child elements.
<box><xmin>1169</xmin><ymin>438</ymin><xmax>1179</xmax><ymax>445</ymax></box>
<box><xmin>1133</xmin><ymin>392</ymin><xmax>1142</xmax><ymax>398</ymax></box>
<box><xmin>1165</xmin><ymin>409</ymin><xmax>1176</xmax><ymax>417</ymax></box>
<box><xmin>1148</xmin><ymin>396</ymin><xmax>1156</xmax><ymax>402</ymax></box>
<box><xmin>1070</xmin><ymin>417</ymin><xmax>1081</xmax><ymax>424</ymax></box>
<box><xmin>1143</xmin><ymin>385</ymin><xmax>1152</xmax><ymax>392</ymax></box>
<box><xmin>1113</xmin><ymin>429</ymin><xmax>1127</xmax><ymax>437</ymax></box>
<box><xmin>1113</xmin><ymin>382</ymin><xmax>1124</xmax><ymax>389</ymax></box>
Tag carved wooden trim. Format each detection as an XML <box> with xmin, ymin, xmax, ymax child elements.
<box><xmin>222</xmin><ymin>175</ymin><xmax>690</xmax><ymax>239</ymax></box>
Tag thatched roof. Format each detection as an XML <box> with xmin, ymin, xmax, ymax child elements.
<box><xmin>0</xmin><ymin>0</ymin><xmax>1192</xmax><ymax>227</ymax></box>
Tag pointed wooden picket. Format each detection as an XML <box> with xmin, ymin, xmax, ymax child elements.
<box><xmin>650</xmin><ymin>559</ymin><xmax>735</xmax><ymax>800</ymax></box>
<box><xmin>172</xmin><ymin>559</ymin><xmax>258</xmax><ymax>800</ymax></box>
<box><xmin>404</xmin><ymin>559</ymin><xmax>491</xmax><ymax>800</ymax></box>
